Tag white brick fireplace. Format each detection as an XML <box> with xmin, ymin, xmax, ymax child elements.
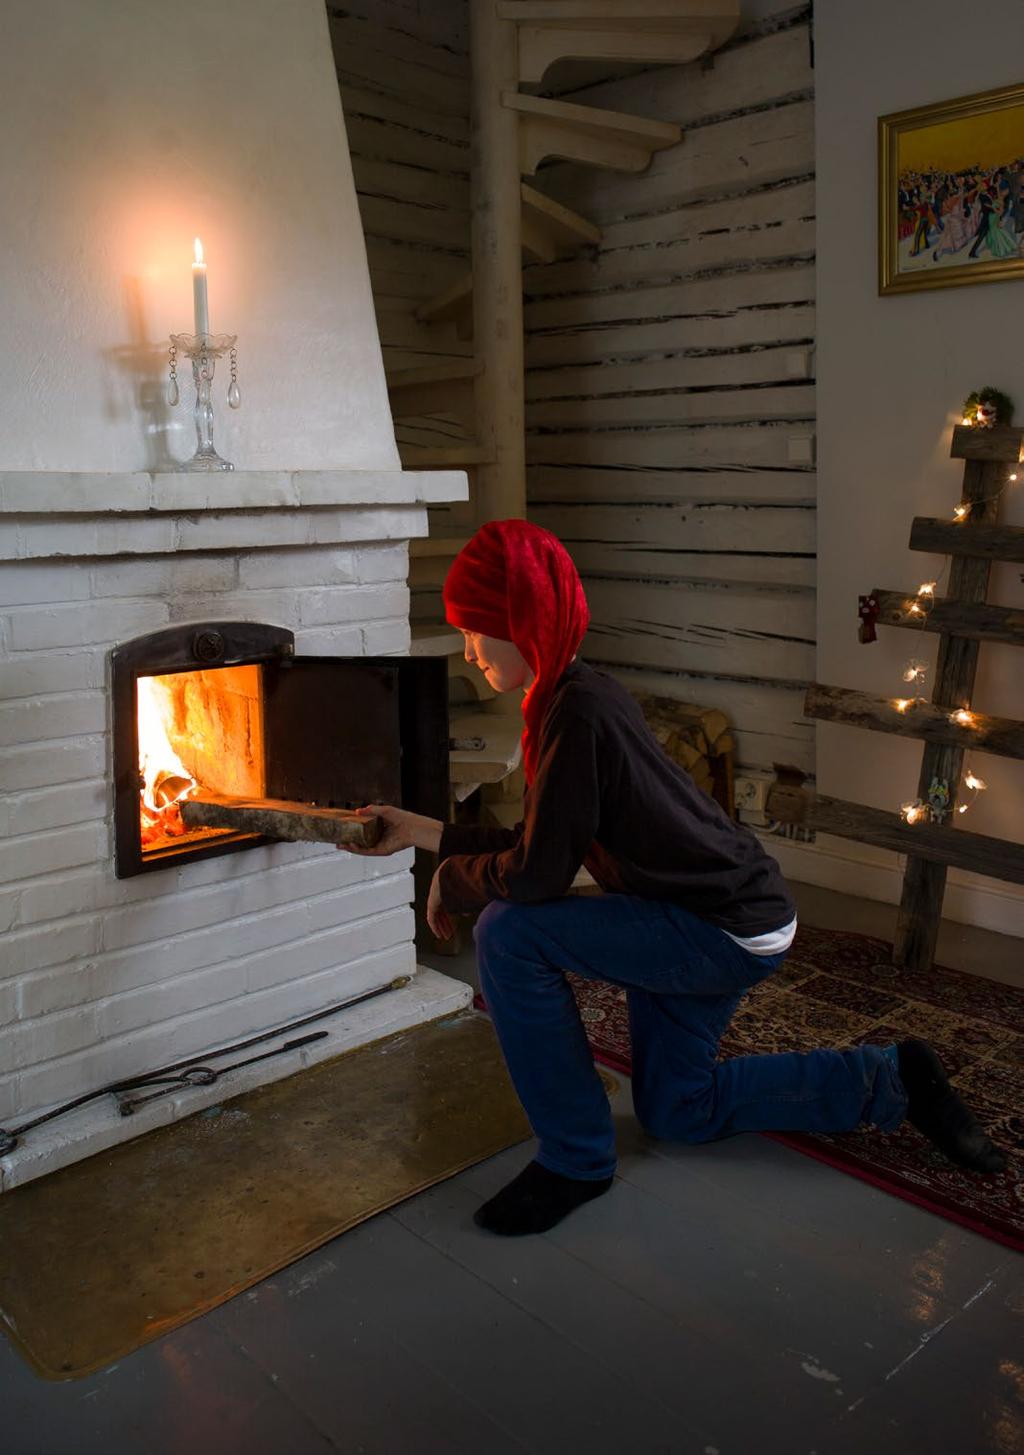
<box><xmin>0</xmin><ymin>0</ymin><xmax>474</xmax><ymax>1188</ymax></box>
<box><xmin>0</xmin><ymin>470</ymin><xmax>471</xmax><ymax>1189</ymax></box>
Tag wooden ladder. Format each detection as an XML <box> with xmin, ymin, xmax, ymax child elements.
<box><xmin>766</xmin><ymin>424</ymin><xmax>1024</xmax><ymax>972</ymax></box>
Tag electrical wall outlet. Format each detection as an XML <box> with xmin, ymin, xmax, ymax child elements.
<box><xmin>734</xmin><ymin>775</ymin><xmax>769</xmax><ymax>820</ymax></box>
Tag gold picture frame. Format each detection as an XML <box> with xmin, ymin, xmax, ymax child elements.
<box><xmin>879</xmin><ymin>82</ymin><xmax>1024</xmax><ymax>295</ymax></box>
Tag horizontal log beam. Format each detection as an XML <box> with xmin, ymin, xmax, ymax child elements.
<box><xmin>181</xmin><ymin>793</ymin><xmax>383</xmax><ymax>849</ymax></box>
<box><xmin>871</xmin><ymin>588</ymin><xmax>1024</xmax><ymax>646</ymax></box>
<box><xmin>949</xmin><ymin>425</ymin><xmax>1024</xmax><ymax>462</ymax></box>
<box><xmin>804</xmin><ymin>683</ymin><xmax>1024</xmax><ymax>760</ymax></box>
<box><xmin>909</xmin><ymin>516</ymin><xmax>1024</xmax><ymax>563</ymax></box>
<box><xmin>765</xmin><ymin>785</ymin><xmax>1024</xmax><ymax>885</ymax></box>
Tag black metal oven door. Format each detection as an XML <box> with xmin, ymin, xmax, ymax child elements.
<box><xmin>261</xmin><ymin>655</ymin><xmax>449</xmax><ymax>822</ymax></box>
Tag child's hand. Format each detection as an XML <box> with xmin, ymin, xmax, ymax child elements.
<box><xmin>339</xmin><ymin>803</ymin><xmax>414</xmax><ymax>855</ymax></box>
<box><xmin>427</xmin><ymin>864</ymin><xmax>454</xmax><ymax>941</ymax></box>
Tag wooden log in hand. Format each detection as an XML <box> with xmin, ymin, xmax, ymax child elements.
<box><xmin>180</xmin><ymin>791</ymin><xmax>383</xmax><ymax>849</ymax></box>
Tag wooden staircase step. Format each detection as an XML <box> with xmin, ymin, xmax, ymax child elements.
<box><xmin>448</xmin><ymin>708</ymin><xmax>523</xmax><ymax>785</ymax></box>
<box><xmin>521</xmin><ymin>183</ymin><xmax>602</xmax><ymax>263</ymax></box>
<box><xmin>386</xmin><ymin>359</ymin><xmax>482</xmax><ymax>392</ymax></box>
<box><xmin>499</xmin><ymin>0</ymin><xmax>739</xmax><ymax>83</ymax></box>
<box><xmin>415</xmin><ymin>191</ymin><xmax>602</xmax><ymax>327</ymax></box>
<box><xmin>409</xmin><ymin>535</ymin><xmax>471</xmax><ymax>559</ymax></box>
<box><xmin>409</xmin><ymin>622</ymin><xmax>463</xmax><ymax>657</ymax></box>
<box><xmin>387</xmin><ymin>359</ymin><xmax>482</xmax><ymax>417</ymax></box>
<box><xmin>414</xmin><ymin>274</ymin><xmax>474</xmax><ymax>337</ymax></box>
<box><xmin>503</xmin><ymin>91</ymin><xmax>681</xmax><ymax>176</ymax></box>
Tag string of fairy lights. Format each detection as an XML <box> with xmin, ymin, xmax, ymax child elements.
<box><xmin>892</xmin><ymin>423</ymin><xmax>1018</xmax><ymax>828</ymax></box>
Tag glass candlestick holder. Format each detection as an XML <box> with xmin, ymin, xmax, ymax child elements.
<box><xmin>168</xmin><ymin>332</ymin><xmax>240</xmax><ymax>472</ymax></box>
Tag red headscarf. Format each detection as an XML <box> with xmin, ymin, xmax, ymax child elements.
<box><xmin>442</xmin><ymin>519</ymin><xmax>589</xmax><ymax>784</ymax></box>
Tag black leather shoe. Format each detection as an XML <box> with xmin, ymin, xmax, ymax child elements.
<box><xmin>896</xmin><ymin>1038</ymin><xmax>1008</xmax><ymax>1174</ymax></box>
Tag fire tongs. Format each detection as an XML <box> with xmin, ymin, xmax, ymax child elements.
<box><xmin>113</xmin><ymin>1031</ymin><xmax>329</xmax><ymax>1116</ymax></box>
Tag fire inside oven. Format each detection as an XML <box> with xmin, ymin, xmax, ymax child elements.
<box><xmin>112</xmin><ymin>623</ymin><xmax>448</xmax><ymax>878</ymax></box>
<box><xmin>138</xmin><ymin>664</ymin><xmax>265</xmax><ymax>852</ymax></box>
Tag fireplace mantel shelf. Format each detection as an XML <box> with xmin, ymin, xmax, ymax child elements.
<box><xmin>0</xmin><ymin>468</ymin><xmax>468</xmax><ymax>562</ymax></box>
<box><xmin>0</xmin><ymin>468</ymin><xmax>467</xmax><ymax>515</ymax></box>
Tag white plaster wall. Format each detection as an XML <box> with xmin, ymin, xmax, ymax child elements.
<box><xmin>814</xmin><ymin>0</ymin><xmax>1024</xmax><ymax>928</ymax></box>
<box><xmin>0</xmin><ymin>0</ymin><xmax>399</xmax><ymax>474</ymax></box>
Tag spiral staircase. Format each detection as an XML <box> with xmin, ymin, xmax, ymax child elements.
<box><xmin>386</xmin><ymin>1</ymin><xmax>741</xmax><ymax>826</ymax></box>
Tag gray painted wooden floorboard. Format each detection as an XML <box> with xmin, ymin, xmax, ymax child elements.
<box><xmin>1</xmin><ymin>1317</ymin><xmax>335</xmax><ymax>1455</ymax></box>
<box><xmin>391</xmin><ymin>1174</ymin><xmax>838</xmax><ymax>1453</ymax></box>
<box><xmin>3</xmin><ymin>1128</ymin><xmax>1019</xmax><ymax>1455</ymax></box>
<box><xmin>206</xmin><ymin>1244</ymin><xmax>536</xmax><ymax>1455</ymax></box>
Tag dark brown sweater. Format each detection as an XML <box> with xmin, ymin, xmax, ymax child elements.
<box><xmin>438</xmin><ymin>661</ymin><xmax>795</xmax><ymax>936</ymax></box>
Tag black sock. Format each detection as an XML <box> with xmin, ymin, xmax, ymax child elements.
<box><xmin>474</xmin><ymin>1160</ymin><xmax>614</xmax><ymax>1237</ymax></box>
<box><xmin>896</xmin><ymin>1039</ymin><xmax>1008</xmax><ymax>1174</ymax></box>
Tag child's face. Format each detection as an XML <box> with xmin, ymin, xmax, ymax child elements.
<box><xmin>457</xmin><ymin>631</ymin><xmax>533</xmax><ymax>692</ymax></box>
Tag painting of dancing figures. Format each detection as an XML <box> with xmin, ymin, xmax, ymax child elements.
<box><xmin>879</xmin><ymin>83</ymin><xmax>1024</xmax><ymax>295</ymax></box>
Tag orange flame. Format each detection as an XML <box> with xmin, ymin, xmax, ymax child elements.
<box><xmin>138</xmin><ymin>676</ymin><xmax>196</xmax><ymax>844</ymax></box>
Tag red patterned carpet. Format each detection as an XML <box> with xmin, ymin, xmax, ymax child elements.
<box><xmin>483</xmin><ymin>924</ymin><xmax>1024</xmax><ymax>1250</ymax></box>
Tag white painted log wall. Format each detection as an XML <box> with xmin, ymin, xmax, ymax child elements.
<box><xmin>523</xmin><ymin>9</ymin><xmax>817</xmax><ymax>777</ymax></box>
<box><xmin>327</xmin><ymin>5</ymin><xmax>472</xmax><ymax>373</ymax></box>
<box><xmin>327</xmin><ymin>1</ymin><xmax>476</xmax><ymax>577</ymax></box>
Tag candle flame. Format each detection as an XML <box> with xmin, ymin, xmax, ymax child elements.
<box><xmin>194</xmin><ymin>236</ymin><xmax>205</xmax><ymax>266</ymax></box>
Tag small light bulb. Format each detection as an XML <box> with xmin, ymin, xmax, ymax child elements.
<box><xmin>953</xmin><ymin>505</ymin><xmax>968</xmax><ymax>520</ymax></box>
<box><xmin>908</xmin><ymin>603</ymin><xmax>923</xmax><ymax>616</ymax></box>
<box><xmin>1010</xmin><ymin>472</ymin><xmax>1018</xmax><ymax>483</ymax></box>
<box><xmin>950</xmin><ymin>708</ymin><xmax>975</xmax><ymax>726</ymax></box>
<box><xmin>958</xmin><ymin>803</ymin><xmax>968</xmax><ymax>814</ymax></box>
<box><xmin>961</xmin><ymin>415</ymin><xmax>972</xmax><ymax>425</ymax></box>
<box><xmin>918</xmin><ymin>582</ymin><xmax>936</xmax><ymax>597</ymax></box>
<box><xmin>894</xmin><ymin>699</ymin><xmax>911</xmax><ymax>713</ymax></box>
<box><xmin>965</xmin><ymin>772</ymin><xmax>987</xmax><ymax>792</ymax></box>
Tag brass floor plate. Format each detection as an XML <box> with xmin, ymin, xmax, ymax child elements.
<box><xmin>0</xmin><ymin>1011</ymin><xmax>531</xmax><ymax>1379</ymax></box>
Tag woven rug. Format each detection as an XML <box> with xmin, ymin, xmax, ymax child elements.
<box><xmin>486</xmin><ymin>924</ymin><xmax>1024</xmax><ymax>1251</ymax></box>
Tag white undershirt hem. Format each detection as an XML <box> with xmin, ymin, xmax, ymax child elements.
<box><xmin>721</xmin><ymin>913</ymin><xmax>798</xmax><ymax>957</ymax></box>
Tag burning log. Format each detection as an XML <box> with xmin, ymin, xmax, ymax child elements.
<box><xmin>180</xmin><ymin>792</ymin><xmax>383</xmax><ymax>849</ymax></box>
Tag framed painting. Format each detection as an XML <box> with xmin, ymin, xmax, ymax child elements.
<box><xmin>879</xmin><ymin>82</ymin><xmax>1024</xmax><ymax>295</ymax></box>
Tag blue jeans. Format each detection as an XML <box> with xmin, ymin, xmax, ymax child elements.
<box><xmin>475</xmin><ymin>895</ymin><xmax>909</xmax><ymax>1180</ymax></box>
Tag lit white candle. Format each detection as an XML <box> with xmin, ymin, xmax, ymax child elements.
<box><xmin>192</xmin><ymin>236</ymin><xmax>209</xmax><ymax>336</ymax></box>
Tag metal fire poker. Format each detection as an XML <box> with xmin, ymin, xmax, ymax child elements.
<box><xmin>0</xmin><ymin>975</ymin><xmax>412</xmax><ymax>1156</ymax></box>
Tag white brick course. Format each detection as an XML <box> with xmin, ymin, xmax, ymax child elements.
<box><xmin>362</xmin><ymin>618</ymin><xmax>412</xmax><ymax>655</ymax></box>
<box><xmin>0</xmin><ymin>823</ymin><xmax>108</xmax><ymax>886</ymax></box>
<box><xmin>0</xmin><ymin>562</ymin><xmax>90</xmax><ymax>607</ymax></box>
<box><xmin>7</xmin><ymin>780</ymin><xmax>106</xmax><ymax>836</ymax></box>
<box><xmin>2</xmin><ymin>737</ymin><xmax>107</xmax><ymax>791</ymax></box>
<box><xmin>9</xmin><ymin>942</ymin><xmax>415</xmax><ymax>1116</ymax></box>
<box><xmin>237</xmin><ymin>546</ymin><xmax>359</xmax><ymax>590</ymax></box>
<box><xmin>89</xmin><ymin>555</ymin><xmax>239</xmax><ymax>600</ymax></box>
<box><xmin>0</xmin><ymin>651</ymin><xmax>103</xmax><ymax>700</ymax></box>
<box><xmin>7</xmin><ymin>600</ymin><xmax>169</xmax><ymax>652</ymax></box>
<box><xmin>3</xmin><ymin>918</ymin><xmax>101</xmax><ymax>980</ymax></box>
<box><xmin>356</xmin><ymin>543</ymin><xmax>409</xmax><ymax>583</ymax></box>
<box><xmin>98</xmin><ymin>857</ymin><xmax>404</xmax><ymax>954</ymax></box>
<box><xmin>0</xmin><ymin>694</ymin><xmax>106</xmax><ymax>748</ymax></box>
